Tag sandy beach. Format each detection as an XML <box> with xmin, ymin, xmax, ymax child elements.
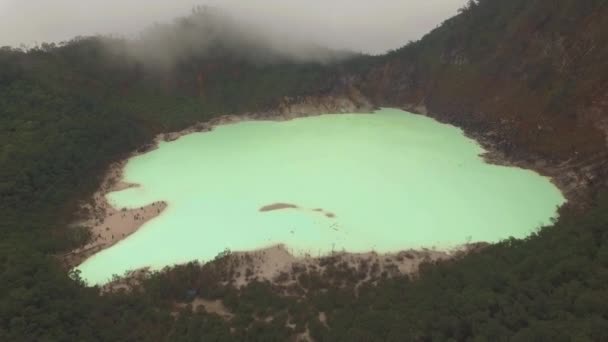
<box><xmin>228</xmin><ymin>244</ymin><xmax>456</xmax><ymax>288</ymax></box>
<box><xmin>101</xmin><ymin>243</ymin><xmax>483</xmax><ymax>295</ymax></box>
<box><xmin>63</xmin><ymin>160</ymin><xmax>167</xmax><ymax>268</ymax></box>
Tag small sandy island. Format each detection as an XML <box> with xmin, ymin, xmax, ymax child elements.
<box><xmin>259</xmin><ymin>203</ymin><xmax>299</xmax><ymax>211</ymax></box>
<box><xmin>260</xmin><ymin>202</ymin><xmax>337</xmax><ymax>219</ymax></box>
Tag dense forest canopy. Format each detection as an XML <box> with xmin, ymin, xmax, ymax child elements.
<box><xmin>1</xmin><ymin>1</ymin><xmax>608</xmax><ymax>340</ymax></box>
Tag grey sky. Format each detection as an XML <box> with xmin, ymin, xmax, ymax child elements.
<box><xmin>0</xmin><ymin>0</ymin><xmax>465</xmax><ymax>54</ymax></box>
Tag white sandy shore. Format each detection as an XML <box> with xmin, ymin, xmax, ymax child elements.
<box><xmin>63</xmin><ymin>161</ymin><xmax>167</xmax><ymax>267</ymax></box>
<box><xmin>229</xmin><ymin>244</ymin><xmax>458</xmax><ymax>288</ymax></box>
<box><xmin>101</xmin><ymin>243</ymin><xmax>481</xmax><ymax>295</ymax></box>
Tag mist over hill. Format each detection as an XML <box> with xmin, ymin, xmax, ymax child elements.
<box><xmin>0</xmin><ymin>0</ymin><xmax>467</xmax><ymax>54</ymax></box>
<box><xmin>102</xmin><ymin>6</ymin><xmax>357</xmax><ymax>69</ymax></box>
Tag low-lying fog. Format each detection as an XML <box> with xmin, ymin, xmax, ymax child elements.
<box><xmin>0</xmin><ymin>0</ymin><xmax>466</xmax><ymax>54</ymax></box>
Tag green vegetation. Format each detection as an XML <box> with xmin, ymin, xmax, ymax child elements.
<box><xmin>1</xmin><ymin>1</ymin><xmax>608</xmax><ymax>340</ymax></box>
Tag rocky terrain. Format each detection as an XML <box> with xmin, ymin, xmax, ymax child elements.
<box><xmin>322</xmin><ymin>1</ymin><xmax>608</xmax><ymax>205</ymax></box>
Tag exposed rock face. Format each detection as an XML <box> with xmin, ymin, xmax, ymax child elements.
<box><xmin>138</xmin><ymin>88</ymin><xmax>374</xmax><ymax>155</ymax></box>
<box><xmin>344</xmin><ymin>66</ymin><xmax>606</xmax><ymax>204</ymax></box>
<box><xmin>270</xmin><ymin>86</ymin><xmax>373</xmax><ymax>117</ymax></box>
<box><xmin>310</xmin><ymin>2</ymin><xmax>608</xmax><ymax>205</ymax></box>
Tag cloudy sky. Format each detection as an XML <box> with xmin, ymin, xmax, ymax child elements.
<box><xmin>0</xmin><ymin>0</ymin><xmax>465</xmax><ymax>54</ymax></box>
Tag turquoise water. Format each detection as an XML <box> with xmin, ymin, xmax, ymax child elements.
<box><xmin>77</xmin><ymin>108</ymin><xmax>565</xmax><ymax>285</ymax></box>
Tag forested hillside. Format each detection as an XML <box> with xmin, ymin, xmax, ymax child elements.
<box><xmin>2</xmin><ymin>1</ymin><xmax>608</xmax><ymax>340</ymax></box>
<box><xmin>350</xmin><ymin>0</ymin><xmax>608</xmax><ymax>202</ymax></box>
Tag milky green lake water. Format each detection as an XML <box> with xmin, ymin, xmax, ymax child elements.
<box><xmin>77</xmin><ymin>108</ymin><xmax>565</xmax><ymax>285</ymax></box>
